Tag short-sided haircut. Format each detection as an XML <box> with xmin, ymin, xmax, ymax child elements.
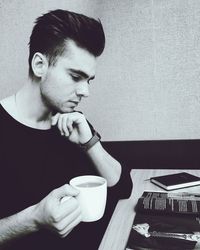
<box><xmin>28</xmin><ymin>9</ymin><xmax>105</xmax><ymax>79</ymax></box>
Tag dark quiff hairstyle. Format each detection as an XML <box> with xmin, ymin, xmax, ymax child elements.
<box><xmin>28</xmin><ymin>9</ymin><xmax>105</xmax><ymax>79</ymax></box>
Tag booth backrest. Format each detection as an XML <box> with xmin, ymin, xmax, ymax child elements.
<box><xmin>102</xmin><ymin>140</ymin><xmax>200</xmax><ymax>170</ymax></box>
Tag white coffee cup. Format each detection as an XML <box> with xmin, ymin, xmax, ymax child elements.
<box><xmin>69</xmin><ymin>175</ymin><xmax>107</xmax><ymax>222</ymax></box>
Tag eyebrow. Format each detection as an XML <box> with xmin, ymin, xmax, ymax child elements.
<box><xmin>69</xmin><ymin>69</ymin><xmax>95</xmax><ymax>81</ymax></box>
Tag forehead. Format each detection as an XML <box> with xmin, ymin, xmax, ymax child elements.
<box><xmin>56</xmin><ymin>40</ymin><xmax>97</xmax><ymax>76</ymax></box>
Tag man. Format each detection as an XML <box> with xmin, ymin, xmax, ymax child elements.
<box><xmin>0</xmin><ymin>9</ymin><xmax>132</xmax><ymax>249</ymax></box>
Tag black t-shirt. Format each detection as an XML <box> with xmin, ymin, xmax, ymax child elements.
<box><xmin>0</xmin><ymin>105</ymin><xmax>132</xmax><ymax>249</ymax></box>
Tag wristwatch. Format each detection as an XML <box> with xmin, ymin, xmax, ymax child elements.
<box><xmin>80</xmin><ymin>131</ymin><xmax>101</xmax><ymax>151</ymax></box>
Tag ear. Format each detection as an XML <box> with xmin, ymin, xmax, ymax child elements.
<box><xmin>31</xmin><ymin>52</ymin><xmax>48</xmax><ymax>78</ymax></box>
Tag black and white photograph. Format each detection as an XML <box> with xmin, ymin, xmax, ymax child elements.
<box><xmin>1</xmin><ymin>1</ymin><xmax>200</xmax><ymax>249</ymax></box>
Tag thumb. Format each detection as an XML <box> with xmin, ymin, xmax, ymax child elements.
<box><xmin>51</xmin><ymin>113</ymin><xmax>60</xmax><ymax>126</ymax></box>
<box><xmin>53</xmin><ymin>184</ymin><xmax>79</xmax><ymax>199</ymax></box>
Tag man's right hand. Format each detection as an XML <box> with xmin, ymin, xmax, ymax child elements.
<box><xmin>34</xmin><ymin>184</ymin><xmax>82</xmax><ymax>238</ymax></box>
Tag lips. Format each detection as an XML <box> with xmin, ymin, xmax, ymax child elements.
<box><xmin>70</xmin><ymin>100</ymin><xmax>80</xmax><ymax>105</ymax></box>
<box><xmin>69</xmin><ymin>101</ymin><xmax>80</xmax><ymax>107</ymax></box>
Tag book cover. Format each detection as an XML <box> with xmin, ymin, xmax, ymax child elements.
<box><xmin>136</xmin><ymin>191</ymin><xmax>200</xmax><ymax>215</ymax></box>
<box><xmin>126</xmin><ymin>191</ymin><xmax>200</xmax><ymax>250</ymax></box>
<box><xmin>150</xmin><ymin>172</ymin><xmax>200</xmax><ymax>191</ymax></box>
<box><xmin>126</xmin><ymin>213</ymin><xmax>200</xmax><ymax>250</ymax></box>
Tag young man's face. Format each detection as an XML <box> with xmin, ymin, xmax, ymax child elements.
<box><xmin>40</xmin><ymin>40</ymin><xmax>96</xmax><ymax>113</ymax></box>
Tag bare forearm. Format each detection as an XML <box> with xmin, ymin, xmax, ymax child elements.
<box><xmin>0</xmin><ymin>205</ymin><xmax>38</xmax><ymax>247</ymax></box>
<box><xmin>86</xmin><ymin>141</ymin><xmax>121</xmax><ymax>187</ymax></box>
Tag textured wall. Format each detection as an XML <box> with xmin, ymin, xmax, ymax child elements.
<box><xmin>1</xmin><ymin>0</ymin><xmax>200</xmax><ymax>141</ymax></box>
<box><xmin>81</xmin><ymin>0</ymin><xmax>200</xmax><ymax>140</ymax></box>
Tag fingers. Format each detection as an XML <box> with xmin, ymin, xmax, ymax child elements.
<box><xmin>53</xmin><ymin>184</ymin><xmax>79</xmax><ymax>200</ymax></box>
<box><xmin>51</xmin><ymin>113</ymin><xmax>60</xmax><ymax>126</ymax></box>
<box><xmin>59</xmin><ymin>197</ymin><xmax>80</xmax><ymax>219</ymax></box>
<box><xmin>61</xmin><ymin>196</ymin><xmax>71</xmax><ymax>203</ymax></box>
<box><xmin>54</xmin><ymin>205</ymin><xmax>82</xmax><ymax>238</ymax></box>
<box><xmin>60</xmin><ymin>214</ymin><xmax>82</xmax><ymax>238</ymax></box>
<box><xmin>56</xmin><ymin>114</ymin><xmax>74</xmax><ymax>137</ymax></box>
<box><xmin>66</xmin><ymin>118</ymin><xmax>73</xmax><ymax>135</ymax></box>
<box><xmin>58</xmin><ymin>116</ymin><xmax>64</xmax><ymax>135</ymax></box>
<box><xmin>62</xmin><ymin>115</ymin><xmax>73</xmax><ymax>136</ymax></box>
<box><xmin>35</xmin><ymin>184</ymin><xmax>81</xmax><ymax>237</ymax></box>
<box><xmin>51</xmin><ymin>196</ymin><xmax>81</xmax><ymax>224</ymax></box>
<box><xmin>51</xmin><ymin>112</ymin><xmax>92</xmax><ymax>144</ymax></box>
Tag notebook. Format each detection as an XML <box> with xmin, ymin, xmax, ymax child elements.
<box><xmin>150</xmin><ymin>172</ymin><xmax>200</xmax><ymax>191</ymax></box>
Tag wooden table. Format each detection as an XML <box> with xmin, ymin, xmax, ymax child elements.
<box><xmin>98</xmin><ymin>169</ymin><xmax>200</xmax><ymax>250</ymax></box>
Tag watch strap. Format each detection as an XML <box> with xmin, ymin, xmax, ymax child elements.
<box><xmin>80</xmin><ymin>131</ymin><xmax>101</xmax><ymax>151</ymax></box>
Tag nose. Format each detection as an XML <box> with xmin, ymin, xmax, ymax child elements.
<box><xmin>76</xmin><ymin>81</ymin><xmax>90</xmax><ymax>98</ymax></box>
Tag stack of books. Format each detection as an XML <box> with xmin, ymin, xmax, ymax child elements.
<box><xmin>126</xmin><ymin>191</ymin><xmax>200</xmax><ymax>250</ymax></box>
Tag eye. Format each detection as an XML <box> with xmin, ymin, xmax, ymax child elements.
<box><xmin>71</xmin><ymin>74</ymin><xmax>82</xmax><ymax>82</ymax></box>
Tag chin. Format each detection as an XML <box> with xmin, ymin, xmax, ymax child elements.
<box><xmin>59</xmin><ymin>106</ymin><xmax>76</xmax><ymax>113</ymax></box>
<box><xmin>49</xmin><ymin>101</ymin><xmax>76</xmax><ymax>113</ymax></box>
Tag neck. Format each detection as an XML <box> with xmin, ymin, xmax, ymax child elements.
<box><xmin>15</xmin><ymin>81</ymin><xmax>52</xmax><ymax>129</ymax></box>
